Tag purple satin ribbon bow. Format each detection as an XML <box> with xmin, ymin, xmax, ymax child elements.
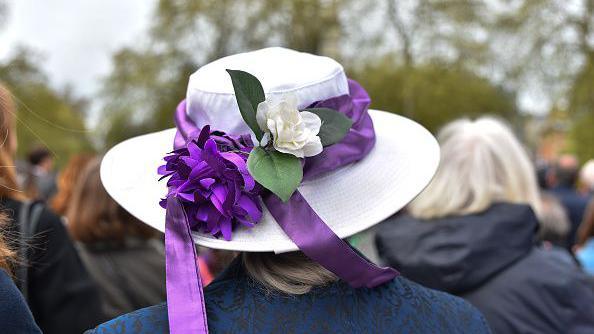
<box><xmin>165</xmin><ymin>79</ymin><xmax>399</xmax><ymax>334</ymax></box>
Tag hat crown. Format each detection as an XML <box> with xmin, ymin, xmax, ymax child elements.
<box><xmin>186</xmin><ymin>47</ymin><xmax>348</xmax><ymax>135</ymax></box>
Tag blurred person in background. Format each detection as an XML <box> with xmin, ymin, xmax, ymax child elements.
<box><xmin>536</xmin><ymin>160</ymin><xmax>551</xmax><ymax>190</ymax></box>
<box><xmin>0</xmin><ymin>82</ymin><xmax>103</xmax><ymax>334</ymax></box>
<box><xmin>375</xmin><ymin>117</ymin><xmax>594</xmax><ymax>334</ymax></box>
<box><xmin>195</xmin><ymin>247</ymin><xmax>237</xmax><ymax>285</ymax></box>
<box><xmin>23</xmin><ymin>146</ymin><xmax>57</xmax><ymax>201</ymax></box>
<box><xmin>576</xmin><ymin>199</ymin><xmax>594</xmax><ymax>275</ymax></box>
<box><xmin>538</xmin><ymin>192</ymin><xmax>571</xmax><ymax>249</ymax></box>
<box><xmin>549</xmin><ymin>154</ymin><xmax>590</xmax><ymax>248</ymax></box>
<box><xmin>51</xmin><ymin>153</ymin><xmax>94</xmax><ymax>216</ymax></box>
<box><xmin>67</xmin><ymin>157</ymin><xmax>166</xmax><ymax>319</ymax></box>
<box><xmin>0</xmin><ymin>213</ymin><xmax>41</xmax><ymax>333</ymax></box>
<box><xmin>579</xmin><ymin>159</ymin><xmax>594</xmax><ymax>196</ymax></box>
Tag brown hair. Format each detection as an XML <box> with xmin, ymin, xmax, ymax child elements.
<box><xmin>0</xmin><ymin>213</ymin><xmax>16</xmax><ymax>274</ymax></box>
<box><xmin>0</xmin><ymin>83</ymin><xmax>25</xmax><ymax>201</ymax></box>
<box><xmin>577</xmin><ymin>199</ymin><xmax>594</xmax><ymax>247</ymax></box>
<box><xmin>66</xmin><ymin>157</ymin><xmax>159</xmax><ymax>243</ymax></box>
<box><xmin>51</xmin><ymin>153</ymin><xmax>94</xmax><ymax>215</ymax></box>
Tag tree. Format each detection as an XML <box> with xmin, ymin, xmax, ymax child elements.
<box><xmin>0</xmin><ymin>48</ymin><xmax>93</xmax><ymax>165</ymax></box>
<box><xmin>351</xmin><ymin>60</ymin><xmax>517</xmax><ymax>134</ymax></box>
<box><xmin>100</xmin><ymin>0</ymin><xmax>534</xmax><ymax>148</ymax></box>
<box><xmin>569</xmin><ymin>60</ymin><xmax>594</xmax><ymax>161</ymax></box>
<box><xmin>484</xmin><ymin>0</ymin><xmax>594</xmax><ymax>160</ymax></box>
<box><xmin>99</xmin><ymin>0</ymin><xmax>351</xmax><ymax>148</ymax></box>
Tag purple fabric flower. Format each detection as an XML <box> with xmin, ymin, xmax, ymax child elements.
<box><xmin>158</xmin><ymin>126</ymin><xmax>262</xmax><ymax>240</ymax></box>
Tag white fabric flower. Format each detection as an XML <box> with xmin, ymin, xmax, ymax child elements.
<box><xmin>256</xmin><ymin>94</ymin><xmax>323</xmax><ymax>158</ymax></box>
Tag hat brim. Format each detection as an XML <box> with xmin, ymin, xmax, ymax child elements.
<box><xmin>100</xmin><ymin>110</ymin><xmax>439</xmax><ymax>253</ymax></box>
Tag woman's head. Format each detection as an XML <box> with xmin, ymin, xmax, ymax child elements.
<box><xmin>0</xmin><ymin>83</ymin><xmax>23</xmax><ymax>200</ymax></box>
<box><xmin>409</xmin><ymin>117</ymin><xmax>540</xmax><ymax>219</ymax></box>
<box><xmin>51</xmin><ymin>153</ymin><xmax>94</xmax><ymax>215</ymax></box>
<box><xmin>66</xmin><ymin>157</ymin><xmax>159</xmax><ymax>243</ymax></box>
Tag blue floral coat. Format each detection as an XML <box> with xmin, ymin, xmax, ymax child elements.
<box><xmin>86</xmin><ymin>257</ymin><xmax>491</xmax><ymax>333</ymax></box>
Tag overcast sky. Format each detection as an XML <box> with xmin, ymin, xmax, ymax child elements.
<box><xmin>0</xmin><ymin>0</ymin><xmax>156</xmax><ymax>98</ymax></box>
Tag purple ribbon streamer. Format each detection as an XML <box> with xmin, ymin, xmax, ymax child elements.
<box><xmin>263</xmin><ymin>80</ymin><xmax>398</xmax><ymax>288</ymax></box>
<box><xmin>264</xmin><ymin>192</ymin><xmax>398</xmax><ymax>288</ymax></box>
<box><xmin>165</xmin><ymin>197</ymin><xmax>209</xmax><ymax>334</ymax></box>
<box><xmin>165</xmin><ymin>79</ymin><xmax>399</xmax><ymax>334</ymax></box>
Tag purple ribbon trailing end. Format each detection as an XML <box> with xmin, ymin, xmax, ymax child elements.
<box><xmin>165</xmin><ymin>197</ymin><xmax>208</xmax><ymax>334</ymax></box>
<box><xmin>165</xmin><ymin>79</ymin><xmax>399</xmax><ymax>334</ymax></box>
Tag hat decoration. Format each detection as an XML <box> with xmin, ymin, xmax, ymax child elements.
<box><xmin>160</xmin><ymin>71</ymin><xmax>399</xmax><ymax>334</ymax></box>
<box><xmin>159</xmin><ymin>70</ymin><xmax>355</xmax><ymax>240</ymax></box>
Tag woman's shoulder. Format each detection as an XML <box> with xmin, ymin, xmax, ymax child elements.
<box><xmin>204</xmin><ymin>273</ymin><xmax>491</xmax><ymax>333</ymax></box>
<box><xmin>383</xmin><ymin>276</ymin><xmax>491</xmax><ymax>333</ymax></box>
<box><xmin>87</xmin><ymin>274</ymin><xmax>491</xmax><ymax>334</ymax></box>
<box><xmin>85</xmin><ymin>303</ymin><xmax>168</xmax><ymax>334</ymax></box>
<box><xmin>0</xmin><ymin>269</ymin><xmax>42</xmax><ymax>333</ymax></box>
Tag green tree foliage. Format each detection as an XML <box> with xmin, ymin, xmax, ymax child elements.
<box><xmin>0</xmin><ymin>49</ymin><xmax>93</xmax><ymax>165</ymax></box>
<box><xmin>100</xmin><ymin>0</ymin><xmax>350</xmax><ymax>148</ymax></box>
<box><xmin>568</xmin><ymin>59</ymin><xmax>594</xmax><ymax>162</ymax></box>
<box><xmin>99</xmin><ymin>47</ymin><xmax>193</xmax><ymax>148</ymax></box>
<box><xmin>571</xmin><ymin>112</ymin><xmax>594</xmax><ymax>162</ymax></box>
<box><xmin>489</xmin><ymin>0</ymin><xmax>594</xmax><ymax>160</ymax></box>
<box><xmin>351</xmin><ymin>61</ymin><xmax>516</xmax><ymax>133</ymax></box>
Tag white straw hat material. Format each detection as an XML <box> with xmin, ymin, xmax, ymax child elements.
<box><xmin>100</xmin><ymin>47</ymin><xmax>440</xmax><ymax>253</ymax></box>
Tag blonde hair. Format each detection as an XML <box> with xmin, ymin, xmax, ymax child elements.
<box><xmin>409</xmin><ymin>117</ymin><xmax>541</xmax><ymax>219</ymax></box>
<box><xmin>242</xmin><ymin>252</ymin><xmax>337</xmax><ymax>295</ymax></box>
<box><xmin>580</xmin><ymin>160</ymin><xmax>594</xmax><ymax>191</ymax></box>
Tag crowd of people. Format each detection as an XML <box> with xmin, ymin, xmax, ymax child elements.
<box><xmin>0</xmin><ymin>46</ymin><xmax>594</xmax><ymax>334</ymax></box>
<box><xmin>0</xmin><ymin>83</ymin><xmax>240</xmax><ymax>333</ymax></box>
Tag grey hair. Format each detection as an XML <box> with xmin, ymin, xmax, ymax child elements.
<box><xmin>409</xmin><ymin>117</ymin><xmax>541</xmax><ymax>219</ymax></box>
<box><xmin>242</xmin><ymin>251</ymin><xmax>337</xmax><ymax>295</ymax></box>
<box><xmin>538</xmin><ymin>192</ymin><xmax>570</xmax><ymax>243</ymax></box>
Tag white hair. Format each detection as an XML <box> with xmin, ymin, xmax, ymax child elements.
<box><xmin>580</xmin><ymin>160</ymin><xmax>594</xmax><ymax>191</ymax></box>
<box><xmin>409</xmin><ymin>117</ymin><xmax>541</xmax><ymax>219</ymax></box>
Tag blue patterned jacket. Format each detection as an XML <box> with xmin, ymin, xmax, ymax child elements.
<box><xmin>86</xmin><ymin>257</ymin><xmax>491</xmax><ymax>333</ymax></box>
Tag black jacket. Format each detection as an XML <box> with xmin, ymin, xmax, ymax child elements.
<box><xmin>375</xmin><ymin>203</ymin><xmax>594</xmax><ymax>334</ymax></box>
<box><xmin>2</xmin><ymin>198</ymin><xmax>104</xmax><ymax>334</ymax></box>
<box><xmin>550</xmin><ymin>186</ymin><xmax>590</xmax><ymax>248</ymax></box>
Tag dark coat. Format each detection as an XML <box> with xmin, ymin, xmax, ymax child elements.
<box><xmin>550</xmin><ymin>186</ymin><xmax>590</xmax><ymax>248</ymax></box>
<box><xmin>86</xmin><ymin>255</ymin><xmax>491</xmax><ymax>333</ymax></box>
<box><xmin>0</xmin><ymin>269</ymin><xmax>41</xmax><ymax>333</ymax></box>
<box><xmin>1</xmin><ymin>198</ymin><xmax>105</xmax><ymax>334</ymax></box>
<box><xmin>375</xmin><ymin>203</ymin><xmax>594</xmax><ymax>334</ymax></box>
<box><xmin>76</xmin><ymin>238</ymin><xmax>166</xmax><ymax>319</ymax></box>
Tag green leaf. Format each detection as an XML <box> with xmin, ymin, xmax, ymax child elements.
<box><xmin>226</xmin><ymin>69</ymin><xmax>265</xmax><ymax>141</ymax></box>
<box><xmin>247</xmin><ymin>147</ymin><xmax>303</xmax><ymax>202</ymax></box>
<box><xmin>303</xmin><ymin>108</ymin><xmax>354</xmax><ymax>146</ymax></box>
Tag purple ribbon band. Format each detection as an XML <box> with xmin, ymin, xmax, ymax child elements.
<box><xmin>165</xmin><ymin>79</ymin><xmax>399</xmax><ymax>334</ymax></box>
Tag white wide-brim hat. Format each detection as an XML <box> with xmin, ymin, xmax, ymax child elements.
<box><xmin>100</xmin><ymin>47</ymin><xmax>439</xmax><ymax>253</ymax></box>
